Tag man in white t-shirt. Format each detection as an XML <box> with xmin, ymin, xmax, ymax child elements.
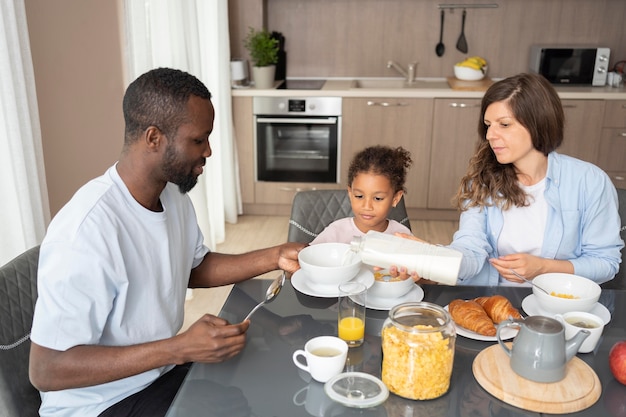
<box><xmin>29</xmin><ymin>68</ymin><xmax>304</xmax><ymax>417</ymax></box>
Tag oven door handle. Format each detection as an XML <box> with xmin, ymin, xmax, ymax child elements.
<box><xmin>256</xmin><ymin>117</ymin><xmax>337</xmax><ymax>125</ymax></box>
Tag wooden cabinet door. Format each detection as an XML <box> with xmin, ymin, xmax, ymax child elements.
<box><xmin>232</xmin><ymin>97</ymin><xmax>255</xmax><ymax>204</ymax></box>
<box><xmin>341</xmin><ymin>98</ymin><xmax>433</xmax><ymax>209</ymax></box>
<box><xmin>559</xmin><ymin>100</ymin><xmax>604</xmax><ymax>164</ymax></box>
<box><xmin>428</xmin><ymin>98</ymin><xmax>482</xmax><ymax>209</ymax></box>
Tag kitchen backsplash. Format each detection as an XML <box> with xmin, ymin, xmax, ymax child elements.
<box><xmin>229</xmin><ymin>0</ymin><xmax>625</xmax><ymax>80</ymax></box>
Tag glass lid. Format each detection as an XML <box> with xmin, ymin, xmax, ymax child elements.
<box><xmin>324</xmin><ymin>372</ymin><xmax>389</xmax><ymax>408</ymax></box>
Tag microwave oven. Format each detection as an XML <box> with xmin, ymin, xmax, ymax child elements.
<box><xmin>529</xmin><ymin>45</ymin><xmax>611</xmax><ymax>86</ymax></box>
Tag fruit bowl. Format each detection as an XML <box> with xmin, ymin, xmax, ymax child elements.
<box><xmin>454</xmin><ymin>65</ymin><xmax>487</xmax><ymax>81</ymax></box>
<box><xmin>454</xmin><ymin>56</ymin><xmax>488</xmax><ymax>81</ymax></box>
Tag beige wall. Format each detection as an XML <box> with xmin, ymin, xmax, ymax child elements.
<box><xmin>25</xmin><ymin>0</ymin><xmax>125</xmax><ymax>216</ymax></box>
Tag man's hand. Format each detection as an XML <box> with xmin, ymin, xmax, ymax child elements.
<box><xmin>177</xmin><ymin>314</ymin><xmax>249</xmax><ymax>364</ymax></box>
<box><xmin>277</xmin><ymin>242</ymin><xmax>306</xmax><ymax>274</ymax></box>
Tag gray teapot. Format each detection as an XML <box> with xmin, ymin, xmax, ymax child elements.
<box><xmin>497</xmin><ymin>316</ymin><xmax>589</xmax><ymax>383</ymax></box>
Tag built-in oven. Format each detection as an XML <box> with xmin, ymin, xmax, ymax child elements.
<box><xmin>254</xmin><ymin>96</ymin><xmax>342</xmax><ymax>183</ymax></box>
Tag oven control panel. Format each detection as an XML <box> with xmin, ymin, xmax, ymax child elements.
<box><xmin>253</xmin><ymin>97</ymin><xmax>342</xmax><ymax>117</ymax></box>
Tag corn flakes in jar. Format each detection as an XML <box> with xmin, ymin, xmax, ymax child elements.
<box><xmin>381</xmin><ymin>302</ymin><xmax>456</xmax><ymax>400</ymax></box>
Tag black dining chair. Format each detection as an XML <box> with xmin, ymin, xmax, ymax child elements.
<box><xmin>0</xmin><ymin>245</ymin><xmax>41</xmax><ymax>416</ymax></box>
<box><xmin>287</xmin><ymin>189</ymin><xmax>411</xmax><ymax>244</ymax></box>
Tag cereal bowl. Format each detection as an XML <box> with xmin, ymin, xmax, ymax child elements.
<box><xmin>368</xmin><ymin>270</ymin><xmax>415</xmax><ymax>299</ymax></box>
<box><xmin>533</xmin><ymin>273</ymin><xmax>600</xmax><ymax>315</ymax></box>
<box><xmin>298</xmin><ymin>243</ymin><xmax>361</xmax><ymax>287</ymax></box>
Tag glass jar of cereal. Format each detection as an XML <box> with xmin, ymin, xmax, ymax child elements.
<box><xmin>381</xmin><ymin>302</ymin><xmax>456</xmax><ymax>400</ymax></box>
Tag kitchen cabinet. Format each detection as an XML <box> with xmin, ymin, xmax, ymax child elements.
<box><xmin>558</xmin><ymin>100</ymin><xmax>604</xmax><ymax>164</ymax></box>
<box><xmin>232</xmin><ymin>97</ymin><xmax>255</xmax><ymax>205</ymax></box>
<box><xmin>428</xmin><ymin>98</ymin><xmax>482</xmax><ymax>209</ymax></box>
<box><xmin>341</xmin><ymin>98</ymin><xmax>434</xmax><ymax>209</ymax></box>
<box><xmin>598</xmin><ymin>100</ymin><xmax>626</xmax><ymax>189</ymax></box>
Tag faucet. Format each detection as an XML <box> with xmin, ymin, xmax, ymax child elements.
<box><xmin>387</xmin><ymin>60</ymin><xmax>418</xmax><ymax>84</ymax></box>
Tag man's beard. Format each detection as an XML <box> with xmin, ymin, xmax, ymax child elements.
<box><xmin>163</xmin><ymin>144</ymin><xmax>200</xmax><ymax>194</ymax></box>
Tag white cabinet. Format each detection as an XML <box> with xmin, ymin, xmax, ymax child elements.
<box><xmin>341</xmin><ymin>98</ymin><xmax>434</xmax><ymax>209</ymax></box>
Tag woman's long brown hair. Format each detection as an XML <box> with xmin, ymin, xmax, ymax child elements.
<box><xmin>453</xmin><ymin>73</ymin><xmax>564</xmax><ymax>211</ymax></box>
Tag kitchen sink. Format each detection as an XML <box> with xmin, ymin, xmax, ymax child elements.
<box><xmin>350</xmin><ymin>78</ymin><xmax>448</xmax><ymax>89</ymax></box>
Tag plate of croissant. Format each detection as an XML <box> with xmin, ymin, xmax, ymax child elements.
<box><xmin>446</xmin><ymin>295</ymin><xmax>523</xmax><ymax>341</ymax></box>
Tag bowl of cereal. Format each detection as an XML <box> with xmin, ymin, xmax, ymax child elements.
<box><xmin>368</xmin><ymin>270</ymin><xmax>415</xmax><ymax>299</ymax></box>
<box><xmin>532</xmin><ymin>273</ymin><xmax>600</xmax><ymax>315</ymax></box>
<box><xmin>298</xmin><ymin>243</ymin><xmax>361</xmax><ymax>288</ymax></box>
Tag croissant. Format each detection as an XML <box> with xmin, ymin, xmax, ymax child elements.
<box><xmin>474</xmin><ymin>295</ymin><xmax>522</xmax><ymax>324</ymax></box>
<box><xmin>448</xmin><ymin>299</ymin><xmax>496</xmax><ymax>336</ymax></box>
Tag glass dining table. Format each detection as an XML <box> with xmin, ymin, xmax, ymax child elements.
<box><xmin>165</xmin><ymin>275</ymin><xmax>626</xmax><ymax>417</ymax></box>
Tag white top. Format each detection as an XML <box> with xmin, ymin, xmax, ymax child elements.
<box><xmin>498</xmin><ymin>179</ymin><xmax>548</xmax><ymax>285</ymax></box>
<box><xmin>31</xmin><ymin>164</ymin><xmax>209</xmax><ymax>417</ymax></box>
<box><xmin>310</xmin><ymin>217</ymin><xmax>412</xmax><ymax>245</ymax></box>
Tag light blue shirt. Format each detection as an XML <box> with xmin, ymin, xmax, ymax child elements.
<box><xmin>449</xmin><ymin>152</ymin><xmax>623</xmax><ymax>286</ymax></box>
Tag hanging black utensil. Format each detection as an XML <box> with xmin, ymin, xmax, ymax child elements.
<box><xmin>456</xmin><ymin>9</ymin><xmax>468</xmax><ymax>53</ymax></box>
<box><xmin>435</xmin><ymin>9</ymin><xmax>445</xmax><ymax>57</ymax></box>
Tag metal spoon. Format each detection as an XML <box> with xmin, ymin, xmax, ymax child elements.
<box><xmin>243</xmin><ymin>272</ymin><xmax>285</xmax><ymax>321</ymax></box>
<box><xmin>435</xmin><ymin>9</ymin><xmax>445</xmax><ymax>57</ymax></box>
<box><xmin>510</xmin><ymin>269</ymin><xmax>550</xmax><ymax>295</ymax></box>
<box><xmin>456</xmin><ymin>9</ymin><xmax>468</xmax><ymax>53</ymax></box>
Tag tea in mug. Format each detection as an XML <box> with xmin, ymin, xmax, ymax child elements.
<box><xmin>565</xmin><ymin>316</ymin><xmax>600</xmax><ymax>329</ymax></box>
<box><xmin>310</xmin><ymin>347</ymin><xmax>342</xmax><ymax>357</ymax></box>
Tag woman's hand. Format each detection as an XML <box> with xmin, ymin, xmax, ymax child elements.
<box><xmin>490</xmin><ymin>253</ymin><xmax>574</xmax><ymax>282</ymax></box>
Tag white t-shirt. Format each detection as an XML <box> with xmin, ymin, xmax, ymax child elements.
<box><xmin>498</xmin><ymin>179</ymin><xmax>547</xmax><ymax>285</ymax></box>
<box><xmin>310</xmin><ymin>217</ymin><xmax>412</xmax><ymax>245</ymax></box>
<box><xmin>31</xmin><ymin>164</ymin><xmax>209</xmax><ymax>417</ymax></box>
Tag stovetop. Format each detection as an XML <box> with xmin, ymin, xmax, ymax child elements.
<box><xmin>278</xmin><ymin>79</ymin><xmax>326</xmax><ymax>90</ymax></box>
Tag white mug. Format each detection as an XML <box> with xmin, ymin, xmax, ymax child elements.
<box><xmin>555</xmin><ymin>311</ymin><xmax>604</xmax><ymax>353</ymax></box>
<box><xmin>292</xmin><ymin>336</ymin><xmax>348</xmax><ymax>383</ymax></box>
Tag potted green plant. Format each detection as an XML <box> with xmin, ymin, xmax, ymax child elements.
<box><xmin>243</xmin><ymin>27</ymin><xmax>279</xmax><ymax>89</ymax></box>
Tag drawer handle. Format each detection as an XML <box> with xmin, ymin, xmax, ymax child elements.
<box><xmin>449</xmin><ymin>102</ymin><xmax>480</xmax><ymax>108</ymax></box>
<box><xmin>620</xmin><ymin>132</ymin><xmax>626</xmax><ymax>137</ymax></box>
<box><xmin>562</xmin><ymin>104</ymin><xmax>577</xmax><ymax>108</ymax></box>
<box><xmin>367</xmin><ymin>101</ymin><xmax>409</xmax><ymax>107</ymax></box>
<box><xmin>614</xmin><ymin>176</ymin><xmax>625</xmax><ymax>181</ymax></box>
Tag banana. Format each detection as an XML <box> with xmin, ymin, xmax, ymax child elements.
<box><xmin>455</xmin><ymin>56</ymin><xmax>488</xmax><ymax>74</ymax></box>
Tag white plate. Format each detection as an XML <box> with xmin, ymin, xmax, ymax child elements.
<box><xmin>364</xmin><ymin>285</ymin><xmax>425</xmax><ymax>310</ymax></box>
<box><xmin>521</xmin><ymin>294</ymin><xmax>611</xmax><ymax>324</ymax></box>
<box><xmin>291</xmin><ymin>267</ymin><xmax>374</xmax><ymax>298</ymax></box>
<box><xmin>444</xmin><ymin>304</ymin><xmax>518</xmax><ymax>342</ymax></box>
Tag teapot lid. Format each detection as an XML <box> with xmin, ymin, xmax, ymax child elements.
<box><xmin>525</xmin><ymin>315</ymin><xmax>562</xmax><ymax>334</ymax></box>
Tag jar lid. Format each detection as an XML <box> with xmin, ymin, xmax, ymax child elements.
<box><xmin>324</xmin><ymin>372</ymin><xmax>389</xmax><ymax>408</ymax></box>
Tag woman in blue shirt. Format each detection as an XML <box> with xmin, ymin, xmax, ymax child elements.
<box><xmin>410</xmin><ymin>73</ymin><xmax>622</xmax><ymax>286</ymax></box>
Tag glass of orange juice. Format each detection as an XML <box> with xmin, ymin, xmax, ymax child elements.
<box><xmin>338</xmin><ymin>282</ymin><xmax>367</xmax><ymax>347</ymax></box>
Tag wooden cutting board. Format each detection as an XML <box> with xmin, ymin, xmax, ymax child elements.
<box><xmin>447</xmin><ymin>76</ymin><xmax>494</xmax><ymax>91</ymax></box>
<box><xmin>473</xmin><ymin>344</ymin><xmax>601</xmax><ymax>414</ymax></box>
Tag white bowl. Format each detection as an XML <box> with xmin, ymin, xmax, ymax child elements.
<box><xmin>368</xmin><ymin>271</ymin><xmax>415</xmax><ymax>299</ymax></box>
<box><xmin>454</xmin><ymin>65</ymin><xmax>487</xmax><ymax>81</ymax></box>
<box><xmin>298</xmin><ymin>243</ymin><xmax>361</xmax><ymax>287</ymax></box>
<box><xmin>533</xmin><ymin>273</ymin><xmax>601</xmax><ymax>315</ymax></box>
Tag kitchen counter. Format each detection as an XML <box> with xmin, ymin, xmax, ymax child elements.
<box><xmin>231</xmin><ymin>77</ymin><xmax>626</xmax><ymax>100</ymax></box>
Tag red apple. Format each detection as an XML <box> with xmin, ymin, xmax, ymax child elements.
<box><xmin>610</xmin><ymin>341</ymin><xmax>626</xmax><ymax>385</ymax></box>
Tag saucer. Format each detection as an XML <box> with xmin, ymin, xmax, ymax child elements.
<box><xmin>291</xmin><ymin>267</ymin><xmax>374</xmax><ymax>298</ymax></box>
<box><xmin>521</xmin><ymin>294</ymin><xmax>611</xmax><ymax>324</ymax></box>
<box><xmin>364</xmin><ymin>285</ymin><xmax>424</xmax><ymax>310</ymax></box>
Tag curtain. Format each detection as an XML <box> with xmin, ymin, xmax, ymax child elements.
<box><xmin>0</xmin><ymin>0</ymin><xmax>50</xmax><ymax>265</ymax></box>
<box><xmin>123</xmin><ymin>0</ymin><xmax>240</xmax><ymax>249</ymax></box>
